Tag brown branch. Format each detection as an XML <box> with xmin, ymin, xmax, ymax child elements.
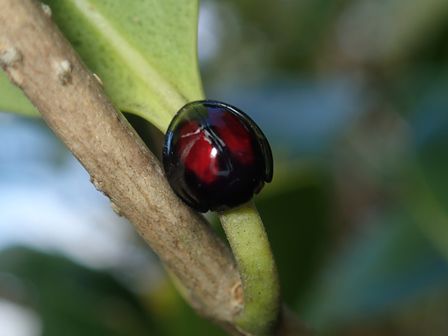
<box><xmin>0</xmin><ymin>0</ymin><xmax>310</xmax><ymax>335</ymax></box>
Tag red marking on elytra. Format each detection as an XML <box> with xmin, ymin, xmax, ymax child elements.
<box><xmin>177</xmin><ymin>121</ymin><xmax>220</xmax><ymax>184</ymax></box>
<box><xmin>213</xmin><ymin>112</ymin><xmax>254</xmax><ymax>165</ymax></box>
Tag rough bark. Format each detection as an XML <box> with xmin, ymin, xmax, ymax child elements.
<box><xmin>0</xmin><ymin>0</ymin><xmax>309</xmax><ymax>334</ymax></box>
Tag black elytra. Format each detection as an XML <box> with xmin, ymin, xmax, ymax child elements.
<box><xmin>162</xmin><ymin>100</ymin><xmax>273</xmax><ymax>212</ymax></box>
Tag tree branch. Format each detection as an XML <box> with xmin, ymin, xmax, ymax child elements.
<box><xmin>0</xmin><ymin>0</ymin><xmax>310</xmax><ymax>334</ymax></box>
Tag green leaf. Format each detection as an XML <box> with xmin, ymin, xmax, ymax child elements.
<box><xmin>401</xmin><ymin>87</ymin><xmax>448</xmax><ymax>260</ymax></box>
<box><xmin>44</xmin><ymin>0</ymin><xmax>204</xmax><ymax>132</ymax></box>
<box><xmin>0</xmin><ymin>71</ymin><xmax>38</xmax><ymax>116</ymax></box>
<box><xmin>404</xmin><ymin>164</ymin><xmax>448</xmax><ymax>261</ymax></box>
<box><xmin>0</xmin><ymin>247</ymin><xmax>158</xmax><ymax>336</ymax></box>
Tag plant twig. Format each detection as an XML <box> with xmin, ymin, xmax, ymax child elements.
<box><xmin>0</xmin><ymin>0</ymin><xmax>310</xmax><ymax>334</ymax></box>
<box><xmin>0</xmin><ymin>0</ymin><xmax>240</xmax><ymax>324</ymax></box>
<box><xmin>220</xmin><ymin>201</ymin><xmax>280</xmax><ymax>335</ymax></box>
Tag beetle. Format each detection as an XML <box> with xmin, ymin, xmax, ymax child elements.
<box><xmin>163</xmin><ymin>100</ymin><xmax>273</xmax><ymax>212</ymax></box>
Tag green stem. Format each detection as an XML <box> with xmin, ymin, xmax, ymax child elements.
<box><xmin>219</xmin><ymin>201</ymin><xmax>280</xmax><ymax>335</ymax></box>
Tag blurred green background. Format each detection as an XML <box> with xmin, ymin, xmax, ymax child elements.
<box><xmin>2</xmin><ymin>0</ymin><xmax>448</xmax><ymax>335</ymax></box>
